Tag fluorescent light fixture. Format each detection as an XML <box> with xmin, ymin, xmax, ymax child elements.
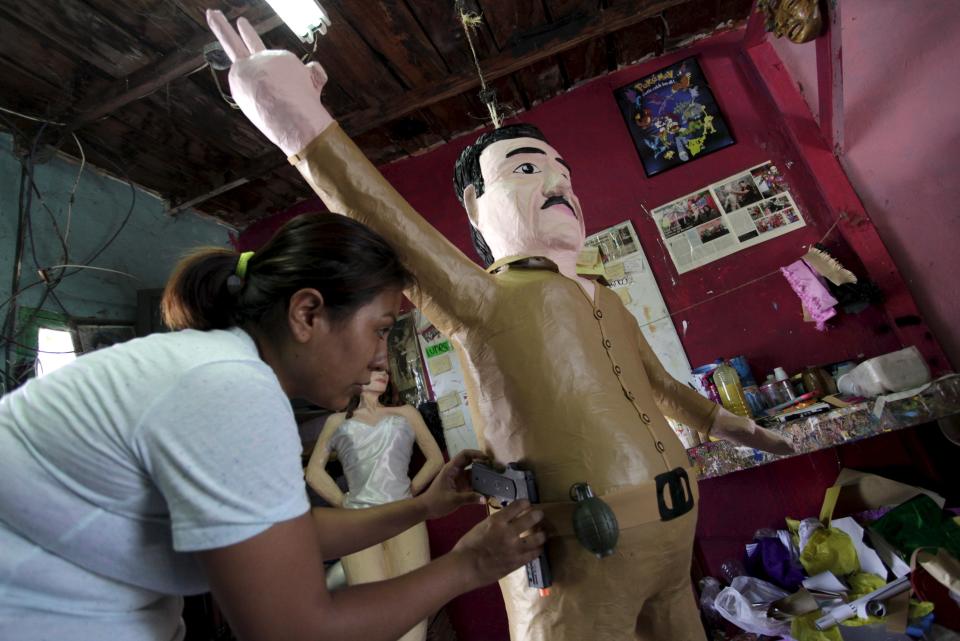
<box><xmin>264</xmin><ymin>0</ymin><xmax>331</xmax><ymax>43</ymax></box>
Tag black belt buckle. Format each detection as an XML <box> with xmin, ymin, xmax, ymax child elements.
<box><xmin>655</xmin><ymin>467</ymin><xmax>694</xmax><ymax>521</ymax></box>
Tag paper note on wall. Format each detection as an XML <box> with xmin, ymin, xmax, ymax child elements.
<box><xmin>441</xmin><ymin>408</ymin><xmax>467</xmax><ymax>430</ymax></box>
<box><xmin>605</xmin><ymin>262</ymin><xmax>626</xmax><ymax>280</ymax></box>
<box><xmin>437</xmin><ymin>391</ymin><xmax>461</xmax><ymax>412</ymax></box>
<box><xmin>429</xmin><ymin>354</ymin><xmax>452</xmax><ymax>375</ymax></box>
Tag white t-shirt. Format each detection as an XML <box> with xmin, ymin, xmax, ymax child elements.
<box><xmin>0</xmin><ymin>327</ymin><xmax>310</xmax><ymax>640</ymax></box>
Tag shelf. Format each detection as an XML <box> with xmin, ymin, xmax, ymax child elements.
<box><xmin>688</xmin><ymin>374</ymin><xmax>960</xmax><ymax>480</ymax></box>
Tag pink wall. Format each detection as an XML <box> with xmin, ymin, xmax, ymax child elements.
<box><xmin>771</xmin><ymin>0</ymin><xmax>960</xmax><ymax>368</ymax></box>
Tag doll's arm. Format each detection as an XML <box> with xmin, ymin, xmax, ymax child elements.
<box><xmin>632</xmin><ymin>323</ymin><xmax>795</xmax><ymax>454</ymax></box>
<box><xmin>305</xmin><ymin>413</ymin><xmax>347</xmax><ymax>507</ymax></box>
<box><xmin>207</xmin><ymin>11</ymin><xmax>492</xmax><ymax>335</ymax></box>
<box><xmin>401</xmin><ymin>406</ymin><xmax>444</xmax><ymax>496</ymax></box>
<box><xmin>633</xmin><ymin>322</ymin><xmax>719</xmax><ymax>433</ymax></box>
<box><xmin>709</xmin><ymin>408</ymin><xmax>795</xmax><ymax>455</ymax></box>
<box><xmin>289</xmin><ymin>124</ymin><xmax>492</xmax><ymax>334</ymax></box>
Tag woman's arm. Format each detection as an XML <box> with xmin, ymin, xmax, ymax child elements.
<box><xmin>201</xmin><ymin>497</ymin><xmax>543</xmax><ymax>641</ymax></box>
<box><xmin>304</xmin><ymin>413</ymin><xmax>347</xmax><ymax>506</ymax></box>
<box><xmin>401</xmin><ymin>406</ymin><xmax>444</xmax><ymax>496</ymax></box>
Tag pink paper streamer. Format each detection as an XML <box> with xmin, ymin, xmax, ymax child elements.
<box><xmin>780</xmin><ymin>259</ymin><xmax>838</xmax><ymax>331</ymax></box>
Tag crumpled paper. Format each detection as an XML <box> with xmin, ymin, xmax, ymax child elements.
<box><xmin>791</xmin><ymin>611</ymin><xmax>842</xmax><ymax>641</ymax></box>
<box><xmin>800</xmin><ymin>526</ymin><xmax>860</xmax><ymax>577</ymax></box>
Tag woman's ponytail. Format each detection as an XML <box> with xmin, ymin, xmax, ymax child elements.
<box><xmin>161</xmin><ymin>248</ymin><xmax>241</xmax><ymax>330</ymax></box>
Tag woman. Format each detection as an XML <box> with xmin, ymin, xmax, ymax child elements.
<box><xmin>0</xmin><ymin>214</ymin><xmax>544</xmax><ymax>641</ymax></box>
<box><xmin>307</xmin><ymin>369</ymin><xmax>443</xmax><ymax>641</ymax></box>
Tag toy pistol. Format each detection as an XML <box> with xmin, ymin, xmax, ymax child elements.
<box><xmin>470</xmin><ymin>461</ymin><xmax>553</xmax><ymax>596</ymax></box>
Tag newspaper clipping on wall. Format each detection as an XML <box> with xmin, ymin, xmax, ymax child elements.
<box><xmin>652</xmin><ymin>161</ymin><xmax>805</xmax><ymax>274</ymax></box>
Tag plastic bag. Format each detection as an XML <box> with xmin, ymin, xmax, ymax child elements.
<box><xmin>747</xmin><ymin>535</ymin><xmax>805</xmax><ymax>591</ymax></box>
<box><xmin>714</xmin><ymin>576</ymin><xmax>791</xmax><ymax>637</ymax></box>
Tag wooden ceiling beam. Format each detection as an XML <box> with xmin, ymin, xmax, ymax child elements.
<box><xmin>58</xmin><ymin>4</ymin><xmax>282</xmax><ymax>141</ymax></box>
<box><xmin>169</xmin><ymin>0</ymin><xmax>692</xmax><ymax>214</ymax></box>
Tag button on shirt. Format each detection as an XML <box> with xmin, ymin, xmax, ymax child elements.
<box><xmin>293</xmin><ymin>124</ymin><xmax>719</xmax><ymax>502</ymax></box>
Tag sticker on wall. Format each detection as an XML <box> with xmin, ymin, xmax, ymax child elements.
<box><xmin>651</xmin><ymin>161</ymin><xmax>806</xmax><ymax>274</ymax></box>
<box><xmin>614</xmin><ymin>56</ymin><xmax>735</xmax><ymax>177</ymax></box>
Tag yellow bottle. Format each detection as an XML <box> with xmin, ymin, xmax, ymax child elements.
<box><xmin>713</xmin><ymin>362</ymin><xmax>752</xmax><ymax>418</ymax></box>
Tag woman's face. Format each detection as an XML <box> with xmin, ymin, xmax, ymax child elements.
<box><xmin>362</xmin><ymin>369</ymin><xmax>390</xmax><ymax>395</ymax></box>
<box><xmin>300</xmin><ymin>288</ymin><xmax>403</xmax><ymax>410</ymax></box>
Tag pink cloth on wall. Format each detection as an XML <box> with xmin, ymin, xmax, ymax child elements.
<box><xmin>780</xmin><ymin>259</ymin><xmax>838</xmax><ymax>331</ymax></box>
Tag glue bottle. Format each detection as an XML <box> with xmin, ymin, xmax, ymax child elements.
<box><xmin>713</xmin><ymin>361</ymin><xmax>752</xmax><ymax>418</ymax></box>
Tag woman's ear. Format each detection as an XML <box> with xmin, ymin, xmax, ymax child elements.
<box><xmin>287</xmin><ymin>288</ymin><xmax>326</xmax><ymax>343</ymax></box>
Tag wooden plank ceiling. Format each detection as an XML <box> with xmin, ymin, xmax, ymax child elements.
<box><xmin>0</xmin><ymin>0</ymin><xmax>753</xmax><ymax>228</ymax></box>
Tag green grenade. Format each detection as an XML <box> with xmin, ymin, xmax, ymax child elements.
<box><xmin>570</xmin><ymin>482</ymin><xmax>619</xmax><ymax>558</ymax></box>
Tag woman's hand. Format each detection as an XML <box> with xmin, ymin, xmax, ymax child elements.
<box><xmin>451</xmin><ymin>500</ymin><xmax>546</xmax><ymax>590</ymax></box>
<box><xmin>418</xmin><ymin>450</ymin><xmax>486</xmax><ymax>520</ymax></box>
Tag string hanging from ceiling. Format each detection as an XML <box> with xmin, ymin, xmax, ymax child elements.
<box><xmin>457</xmin><ymin>3</ymin><xmax>503</xmax><ymax>129</ymax></box>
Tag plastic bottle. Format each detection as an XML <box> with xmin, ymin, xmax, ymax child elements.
<box><xmin>719</xmin><ymin>558</ymin><xmax>746</xmax><ymax>585</ymax></box>
<box><xmin>697</xmin><ymin>576</ymin><xmax>723</xmax><ymax>624</ymax></box>
<box><xmin>713</xmin><ymin>361</ymin><xmax>752</xmax><ymax>418</ymax></box>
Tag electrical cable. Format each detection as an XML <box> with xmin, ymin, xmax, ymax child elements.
<box><xmin>0</xmin><ymin>117</ymin><xmax>130</xmax><ymax>387</ymax></box>
<box><xmin>43</xmin><ymin>265</ymin><xmax>140</xmax><ymax>281</ymax></box>
<box><xmin>3</xmin><ymin>140</ymin><xmax>136</xmax><ymax>388</ymax></box>
<box><xmin>72</xmin><ymin>151</ymin><xmax>136</xmax><ymax>269</ymax></box>
<box><xmin>209</xmin><ymin>65</ymin><xmax>240</xmax><ymax>110</ymax></box>
<box><xmin>64</xmin><ymin>133</ymin><xmax>85</xmax><ymax>244</ymax></box>
<box><xmin>634</xmin><ymin>216</ymin><xmax>846</xmax><ymax>330</ymax></box>
<box><xmin>0</xmin><ymin>105</ymin><xmax>66</xmax><ymax>126</ymax></box>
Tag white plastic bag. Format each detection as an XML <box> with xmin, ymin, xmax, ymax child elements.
<box><xmin>714</xmin><ymin>576</ymin><xmax>791</xmax><ymax>637</ymax></box>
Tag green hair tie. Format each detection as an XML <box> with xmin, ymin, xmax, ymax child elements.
<box><xmin>235</xmin><ymin>251</ymin><xmax>254</xmax><ymax>279</ymax></box>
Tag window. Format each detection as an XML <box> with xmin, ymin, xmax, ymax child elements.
<box><xmin>35</xmin><ymin>327</ymin><xmax>76</xmax><ymax>377</ymax></box>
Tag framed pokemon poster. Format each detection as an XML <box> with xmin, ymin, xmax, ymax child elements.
<box><xmin>614</xmin><ymin>57</ymin><xmax>735</xmax><ymax>177</ymax></box>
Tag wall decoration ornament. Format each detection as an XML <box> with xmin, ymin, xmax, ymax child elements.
<box><xmin>757</xmin><ymin>0</ymin><xmax>823</xmax><ymax>44</ymax></box>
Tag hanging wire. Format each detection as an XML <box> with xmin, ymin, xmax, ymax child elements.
<box><xmin>301</xmin><ymin>34</ymin><xmax>320</xmax><ymax>63</ymax></box>
<box><xmin>0</xmin><ymin>105</ymin><xmax>66</xmax><ymax>126</ymax></box>
<box><xmin>0</xmin><ymin>111</ymin><xmax>137</xmax><ymax>389</ymax></box>
<box><xmin>457</xmin><ymin>4</ymin><xmax>503</xmax><ymax>129</ymax></box>
<box><xmin>635</xmin><ymin>215</ymin><xmax>846</xmax><ymax>330</ymax></box>
<box><xmin>41</xmin><ymin>265</ymin><xmax>140</xmax><ymax>282</ymax></box>
<box><xmin>209</xmin><ymin>65</ymin><xmax>241</xmax><ymax>110</ymax></box>
<box><xmin>63</xmin><ymin>133</ymin><xmax>85</xmax><ymax>244</ymax></box>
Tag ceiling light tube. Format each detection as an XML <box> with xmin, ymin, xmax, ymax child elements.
<box><xmin>263</xmin><ymin>0</ymin><xmax>331</xmax><ymax>42</ymax></box>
